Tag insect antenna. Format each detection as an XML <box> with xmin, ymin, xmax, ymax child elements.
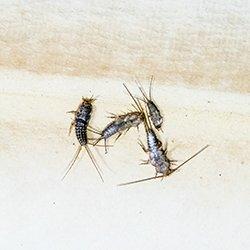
<box><xmin>123</xmin><ymin>83</ymin><xmax>144</xmax><ymax>113</ymax></box>
<box><xmin>135</xmin><ymin>79</ymin><xmax>149</xmax><ymax>102</ymax></box>
<box><xmin>86</xmin><ymin>94</ymin><xmax>98</xmax><ymax>102</ymax></box>
<box><xmin>61</xmin><ymin>146</ymin><xmax>82</xmax><ymax>181</ymax></box>
<box><xmin>149</xmin><ymin>75</ymin><xmax>154</xmax><ymax>101</ymax></box>
<box><xmin>85</xmin><ymin>145</ymin><xmax>104</xmax><ymax>182</ymax></box>
<box><xmin>142</xmin><ymin>102</ymin><xmax>152</xmax><ymax>132</ymax></box>
<box><xmin>135</xmin><ymin>75</ymin><xmax>154</xmax><ymax>101</ymax></box>
<box><xmin>117</xmin><ymin>144</ymin><xmax>209</xmax><ymax>186</ymax></box>
<box><xmin>123</xmin><ymin>83</ymin><xmax>148</xmax><ymax>128</ymax></box>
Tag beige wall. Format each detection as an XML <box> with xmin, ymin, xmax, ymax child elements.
<box><xmin>0</xmin><ymin>0</ymin><xmax>249</xmax><ymax>92</ymax></box>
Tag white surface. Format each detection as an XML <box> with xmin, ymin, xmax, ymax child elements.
<box><xmin>0</xmin><ymin>70</ymin><xmax>249</xmax><ymax>250</ymax></box>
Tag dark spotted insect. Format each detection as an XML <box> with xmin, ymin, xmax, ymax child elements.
<box><xmin>136</xmin><ymin>75</ymin><xmax>163</xmax><ymax>131</ymax></box>
<box><xmin>93</xmin><ymin>84</ymin><xmax>145</xmax><ymax>153</ymax></box>
<box><xmin>62</xmin><ymin>97</ymin><xmax>104</xmax><ymax>182</ymax></box>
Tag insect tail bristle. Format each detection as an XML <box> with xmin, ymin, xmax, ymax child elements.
<box><xmin>170</xmin><ymin>144</ymin><xmax>210</xmax><ymax>173</ymax></box>
<box><xmin>118</xmin><ymin>175</ymin><xmax>158</xmax><ymax>186</ymax></box>
<box><xmin>85</xmin><ymin>145</ymin><xmax>104</xmax><ymax>182</ymax></box>
<box><xmin>61</xmin><ymin>146</ymin><xmax>82</xmax><ymax>181</ymax></box>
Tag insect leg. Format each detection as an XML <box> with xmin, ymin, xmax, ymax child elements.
<box><xmin>115</xmin><ymin>132</ymin><xmax>122</xmax><ymax>142</ymax></box>
<box><xmin>106</xmin><ymin>112</ymin><xmax>118</xmax><ymax>119</ymax></box>
<box><xmin>92</xmin><ymin>136</ymin><xmax>103</xmax><ymax>146</ymax></box>
<box><xmin>92</xmin><ymin>137</ymin><xmax>109</xmax><ymax>154</ymax></box>
<box><xmin>88</xmin><ymin>142</ymin><xmax>113</xmax><ymax>148</ymax></box>
<box><xmin>104</xmin><ymin>138</ymin><xmax>108</xmax><ymax>154</ymax></box>
<box><xmin>88</xmin><ymin>125</ymin><xmax>101</xmax><ymax>134</ymax></box>
<box><xmin>123</xmin><ymin>127</ymin><xmax>130</xmax><ymax>135</ymax></box>
<box><xmin>140</xmin><ymin>159</ymin><xmax>150</xmax><ymax>165</ymax></box>
<box><xmin>67</xmin><ymin>110</ymin><xmax>76</xmax><ymax>114</ymax></box>
<box><xmin>170</xmin><ymin>159</ymin><xmax>178</xmax><ymax>162</ymax></box>
<box><xmin>87</xmin><ymin>128</ymin><xmax>101</xmax><ymax>135</ymax></box>
<box><xmin>68</xmin><ymin>121</ymin><xmax>75</xmax><ymax>136</ymax></box>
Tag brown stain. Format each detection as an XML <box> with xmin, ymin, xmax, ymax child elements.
<box><xmin>0</xmin><ymin>3</ymin><xmax>249</xmax><ymax>93</ymax></box>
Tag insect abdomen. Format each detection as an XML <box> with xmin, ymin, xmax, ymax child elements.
<box><xmin>148</xmin><ymin>101</ymin><xmax>163</xmax><ymax>129</ymax></box>
<box><xmin>147</xmin><ymin>129</ymin><xmax>158</xmax><ymax>152</ymax></box>
<box><xmin>74</xmin><ymin>104</ymin><xmax>92</xmax><ymax>146</ymax></box>
<box><xmin>75</xmin><ymin>124</ymin><xmax>88</xmax><ymax>146</ymax></box>
<box><xmin>103</xmin><ymin>121</ymin><xmax>123</xmax><ymax>139</ymax></box>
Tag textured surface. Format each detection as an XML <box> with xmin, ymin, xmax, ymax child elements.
<box><xmin>0</xmin><ymin>0</ymin><xmax>249</xmax><ymax>92</ymax></box>
<box><xmin>0</xmin><ymin>1</ymin><xmax>250</xmax><ymax>249</ymax></box>
<box><xmin>0</xmin><ymin>70</ymin><xmax>249</xmax><ymax>249</ymax></box>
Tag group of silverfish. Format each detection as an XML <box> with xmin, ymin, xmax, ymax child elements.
<box><xmin>62</xmin><ymin>77</ymin><xmax>209</xmax><ymax>186</ymax></box>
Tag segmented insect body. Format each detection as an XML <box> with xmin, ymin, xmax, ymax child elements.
<box><xmin>101</xmin><ymin>117</ymin><xmax>125</xmax><ymax>139</ymax></box>
<box><xmin>146</xmin><ymin>128</ymin><xmax>172</xmax><ymax>176</ymax></box>
<box><xmin>138</xmin><ymin>106</ymin><xmax>173</xmax><ymax>177</ymax></box>
<box><xmin>94</xmin><ymin>111</ymin><xmax>144</xmax><ymax>153</ymax></box>
<box><xmin>75</xmin><ymin>99</ymin><xmax>92</xmax><ymax>146</ymax></box>
<box><xmin>147</xmin><ymin>101</ymin><xmax>163</xmax><ymax>130</ymax></box>
<box><xmin>62</xmin><ymin>97</ymin><xmax>103</xmax><ymax>182</ymax></box>
<box><xmin>137</xmin><ymin>76</ymin><xmax>163</xmax><ymax>130</ymax></box>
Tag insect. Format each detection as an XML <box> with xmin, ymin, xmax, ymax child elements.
<box><xmin>118</xmin><ymin>144</ymin><xmax>209</xmax><ymax>186</ymax></box>
<box><xmin>93</xmin><ymin>84</ymin><xmax>145</xmax><ymax>154</ymax></box>
<box><xmin>136</xmin><ymin>75</ymin><xmax>163</xmax><ymax>131</ymax></box>
<box><xmin>93</xmin><ymin>111</ymin><xmax>144</xmax><ymax>154</ymax></box>
<box><xmin>138</xmin><ymin>107</ymin><xmax>175</xmax><ymax>177</ymax></box>
<box><xmin>62</xmin><ymin>97</ymin><xmax>104</xmax><ymax>182</ymax></box>
<box><xmin>118</xmin><ymin>104</ymin><xmax>209</xmax><ymax>186</ymax></box>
